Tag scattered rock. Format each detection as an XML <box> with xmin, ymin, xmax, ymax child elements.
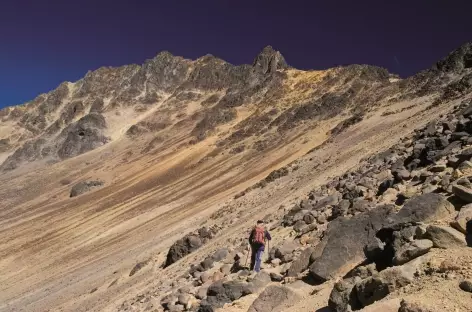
<box><xmin>220</xmin><ymin>264</ymin><xmax>232</xmax><ymax>276</ymax></box>
<box><xmin>129</xmin><ymin>259</ymin><xmax>150</xmax><ymax>277</ymax></box>
<box><xmin>270</xmin><ymin>272</ymin><xmax>284</xmax><ymax>282</ymax></box>
<box><xmin>303</xmin><ymin>213</ymin><xmax>315</xmax><ymax>224</ymax></box>
<box><xmin>459</xmin><ymin>280</ymin><xmax>472</xmax><ymax>293</ymax></box>
<box><xmin>202</xmin><ymin>280</ymin><xmax>253</xmax><ymax>309</ymax></box>
<box><xmin>167</xmin><ymin>303</ymin><xmax>184</xmax><ymax>312</ymax></box>
<box><xmin>286</xmin><ymin>247</ymin><xmax>315</xmax><ymax>277</ymax></box>
<box><xmin>70</xmin><ymin>180</ymin><xmax>104</xmax><ymax>197</ymax></box>
<box><xmin>452</xmin><ymin>184</ymin><xmax>472</xmax><ymax>203</ymax></box>
<box><xmin>393</xmin><ymin>239</ymin><xmax>433</xmax><ymax>265</ymax></box>
<box><xmin>398</xmin><ymin>299</ymin><xmax>434</xmax><ymax>312</ymax></box>
<box><xmin>200</xmin><ymin>272</ymin><xmax>211</xmax><ymax>284</ymax></box>
<box><xmin>247</xmin><ymin>285</ymin><xmax>299</xmax><ymax>312</ymax></box>
<box><xmin>395</xmin><ymin>193</ymin><xmax>455</xmax><ymax>223</ymax></box>
<box><xmin>425</xmin><ymin>225</ymin><xmax>467</xmax><ymax>248</ymax></box>
<box><xmin>429</xmin><ymin>164</ymin><xmax>446</xmax><ymax>172</ymax></box>
<box><xmin>274</xmin><ymin>241</ymin><xmax>298</xmax><ymax>263</ymax></box>
<box><xmin>212</xmin><ymin>248</ymin><xmax>229</xmax><ymax>262</ymax></box>
<box><xmin>451</xmin><ymin>203</ymin><xmax>472</xmax><ymax>234</ymax></box>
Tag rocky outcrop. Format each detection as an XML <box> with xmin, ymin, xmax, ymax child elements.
<box><xmin>165</xmin><ymin>226</ymin><xmax>220</xmax><ymax>267</ymax></box>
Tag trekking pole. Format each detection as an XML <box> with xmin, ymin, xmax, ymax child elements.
<box><xmin>243</xmin><ymin>242</ymin><xmax>250</xmax><ymax>268</ymax></box>
<box><xmin>266</xmin><ymin>240</ymin><xmax>270</xmax><ymax>263</ymax></box>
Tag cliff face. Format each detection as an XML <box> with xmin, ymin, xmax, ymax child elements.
<box><xmin>4</xmin><ymin>44</ymin><xmax>470</xmax><ymax>172</ymax></box>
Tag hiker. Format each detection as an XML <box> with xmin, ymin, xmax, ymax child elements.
<box><xmin>248</xmin><ymin>220</ymin><xmax>272</xmax><ymax>272</ymax></box>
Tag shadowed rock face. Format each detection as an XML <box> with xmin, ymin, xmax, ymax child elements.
<box><xmin>1</xmin><ymin>43</ymin><xmax>471</xmax><ymax>171</ymax></box>
<box><xmin>57</xmin><ymin>113</ymin><xmax>109</xmax><ymax>159</ymax></box>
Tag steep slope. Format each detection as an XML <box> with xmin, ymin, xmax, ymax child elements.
<box><xmin>0</xmin><ymin>43</ymin><xmax>471</xmax><ymax>312</ymax></box>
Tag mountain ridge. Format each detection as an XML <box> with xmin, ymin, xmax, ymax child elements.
<box><xmin>0</xmin><ymin>42</ymin><xmax>472</xmax><ymax>312</ymax></box>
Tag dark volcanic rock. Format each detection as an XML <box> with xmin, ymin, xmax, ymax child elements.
<box><xmin>201</xmin><ymin>280</ymin><xmax>253</xmax><ymax>310</ymax></box>
<box><xmin>165</xmin><ymin>235</ymin><xmax>203</xmax><ymax>267</ymax></box>
<box><xmin>309</xmin><ymin>205</ymin><xmax>396</xmax><ymax>282</ymax></box>
<box><xmin>394</xmin><ymin>193</ymin><xmax>455</xmax><ymax>223</ymax></box>
<box><xmin>165</xmin><ymin>226</ymin><xmax>219</xmax><ymax>267</ymax></box>
<box><xmin>459</xmin><ymin>280</ymin><xmax>472</xmax><ymax>293</ymax></box>
<box><xmin>70</xmin><ymin>180</ymin><xmax>104</xmax><ymax>197</ymax></box>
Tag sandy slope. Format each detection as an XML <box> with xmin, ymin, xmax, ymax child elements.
<box><xmin>0</xmin><ymin>90</ymin><xmax>455</xmax><ymax>312</ymax></box>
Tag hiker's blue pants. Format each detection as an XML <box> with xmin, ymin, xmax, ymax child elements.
<box><xmin>251</xmin><ymin>245</ymin><xmax>264</xmax><ymax>272</ymax></box>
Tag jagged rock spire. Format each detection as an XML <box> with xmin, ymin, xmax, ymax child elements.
<box><xmin>252</xmin><ymin>46</ymin><xmax>288</xmax><ymax>74</ymax></box>
<box><xmin>434</xmin><ymin>42</ymin><xmax>472</xmax><ymax>73</ymax></box>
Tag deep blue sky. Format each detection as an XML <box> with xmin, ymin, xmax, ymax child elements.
<box><xmin>1</xmin><ymin>0</ymin><xmax>471</xmax><ymax>108</ymax></box>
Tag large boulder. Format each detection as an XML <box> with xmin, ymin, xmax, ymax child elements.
<box><xmin>165</xmin><ymin>235</ymin><xmax>203</xmax><ymax>267</ymax></box>
<box><xmin>247</xmin><ymin>285</ymin><xmax>299</xmax><ymax>312</ymax></box>
<box><xmin>309</xmin><ymin>205</ymin><xmax>396</xmax><ymax>282</ymax></box>
<box><xmin>395</xmin><ymin>194</ymin><xmax>454</xmax><ymax>223</ymax></box>
<box><xmin>165</xmin><ymin>226</ymin><xmax>219</xmax><ymax>267</ymax></box>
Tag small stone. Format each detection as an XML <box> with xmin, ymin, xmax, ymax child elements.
<box><xmin>196</xmin><ymin>286</ymin><xmax>208</xmax><ymax>300</ymax></box>
<box><xmin>299</xmin><ymin>234</ymin><xmax>310</xmax><ymax>246</ymax></box>
<box><xmin>459</xmin><ymin>280</ymin><xmax>472</xmax><ymax>293</ymax></box>
<box><xmin>421</xmin><ymin>184</ymin><xmax>437</xmax><ymax>194</ymax></box>
<box><xmin>430</xmin><ymin>164</ymin><xmax>446</xmax><ymax>172</ymax></box>
<box><xmin>271</xmin><ymin>258</ymin><xmax>282</xmax><ymax>266</ymax></box>
<box><xmin>220</xmin><ymin>264</ymin><xmax>232</xmax><ymax>276</ymax></box>
<box><xmin>380</xmin><ymin>187</ymin><xmax>398</xmax><ymax>203</ymax></box>
<box><xmin>200</xmin><ymin>272</ymin><xmax>211</xmax><ymax>283</ymax></box>
<box><xmin>439</xmin><ymin>259</ymin><xmax>461</xmax><ymax>272</ymax></box>
<box><xmin>394</xmin><ymin>168</ymin><xmax>411</xmax><ymax>181</ymax></box>
<box><xmin>452</xmin><ymin>169</ymin><xmax>463</xmax><ymax>179</ymax></box>
<box><xmin>177</xmin><ymin>293</ymin><xmax>191</xmax><ymax>307</ymax></box>
<box><xmin>270</xmin><ymin>272</ymin><xmax>284</xmax><ymax>282</ymax></box>
<box><xmin>212</xmin><ymin>271</ymin><xmax>224</xmax><ymax>282</ymax></box>
<box><xmin>303</xmin><ymin>213</ymin><xmax>315</xmax><ymax>224</ymax></box>
<box><xmin>316</xmin><ymin>214</ymin><xmax>327</xmax><ymax>224</ymax></box>
<box><xmin>458</xmin><ymin>161</ymin><xmax>472</xmax><ymax>176</ymax></box>
<box><xmin>398</xmin><ymin>299</ymin><xmax>434</xmax><ymax>312</ymax></box>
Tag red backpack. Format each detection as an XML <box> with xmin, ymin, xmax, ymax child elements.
<box><xmin>253</xmin><ymin>226</ymin><xmax>265</xmax><ymax>244</ymax></box>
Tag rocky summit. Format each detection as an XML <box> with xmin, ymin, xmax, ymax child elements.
<box><xmin>1</xmin><ymin>43</ymin><xmax>472</xmax><ymax>312</ymax></box>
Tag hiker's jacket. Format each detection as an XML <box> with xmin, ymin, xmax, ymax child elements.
<box><xmin>249</xmin><ymin>226</ymin><xmax>272</xmax><ymax>251</ymax></box>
